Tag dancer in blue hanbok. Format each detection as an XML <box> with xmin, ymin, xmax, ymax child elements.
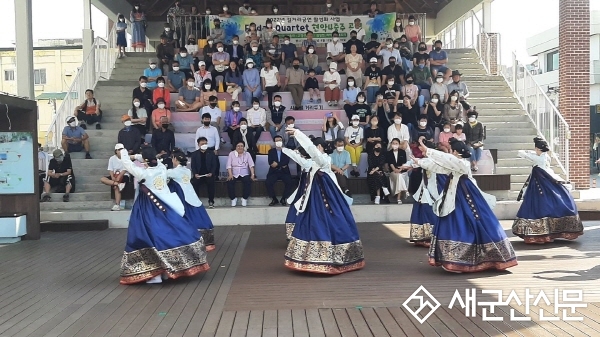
<box><xmin>118</xmin><ymin>147</ymin><xmax>209</xmax><ymax>284</ymax></box>
<box><xmin>284</xmin><ymin>128</ymin><xmax>365</xmax><ymax>274</ymax></box>
<box><xmin>412</xmin><ymin>138</ymin><xmax>517</xmax><ymax>273</ymax></box>
<box><xmin>282</xmin><ymin>147</ymin><xmax>313</xmax><ymax>240</ymax></box>
<box><xmin>512</xmin><ymin>137</ymin><xmax>583</xmax><ymax>244</ymax></box>
<box><xmin>168</xmin><ymin>149</ymin><xmax>215</xmax><ymax>251</ymax></box>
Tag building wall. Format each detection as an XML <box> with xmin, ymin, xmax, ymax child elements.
<box><xmin>0</xmin><ymin>48</ymin><xmax>83</xmax><ymax>143</ymax></box>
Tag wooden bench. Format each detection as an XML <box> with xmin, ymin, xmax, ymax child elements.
<box><xmin>41</xmin><ymin>220</ymin><xmax>109</xmax><ymax>232</ymax></box>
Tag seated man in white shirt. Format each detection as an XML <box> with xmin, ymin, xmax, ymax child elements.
<box><xmin>100</xmin><ymin>143</ymin><xmax>132</xmax><ymax>211</ymax></box>
<box><xmin>246</xmin><ymin>97</ymin><xmax>267</xmax><ymax>142</ymax></box>
<box><xmin>327</xmin><ymin>31</ymin><xmax>346</xmax><ymax>67</ymax></box>
<box><xmin>200</xmin><ymin>95</ymin><xmax>223</xmax><ymax>128</ymax></box>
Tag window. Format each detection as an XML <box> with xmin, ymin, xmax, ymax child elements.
<box><xmin>4</xmin><ymin>70</ymin><xmax>14</xmax><ymax>81</ymax></box>
<box><xmin>34</xmin><ymin>69</ymin><xmax>47</xmax><ymax>85</ymax></box>
<box><xmin>546</xmin><ymin>51</ymin><xmax>559</xmax><ymax>72</ymax></box>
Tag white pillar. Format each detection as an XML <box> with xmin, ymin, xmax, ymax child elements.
<box><xmin>14</xmin><ymin>0</ymin><xmax>34</xmax><ymax>99</ymax></box>
<box><xmin>482</xmin><ymin>0</ymin><xmax>492</xmax><ymax>32</ymax></box>
<box><xmin>456</xmin><ymin>19</ymin><xmax>465</xmax><ymax>49</ymax></box>
<box><xmin>82</xmin><ymin>0</ymin><xmax>95</xmax><ymax>91</ymax></box>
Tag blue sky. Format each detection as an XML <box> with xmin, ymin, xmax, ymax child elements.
<box><xmin>0</xmin><ymin>0</ymin><xmax>599</xmax><ymax>65</ymax></box>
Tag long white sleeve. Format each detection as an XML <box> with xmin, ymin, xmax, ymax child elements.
<box><xmin>293</xmin><ymin>129</ymin><xmax>330</xmax><ymax>167</ymax></box>
<box><xmin>282</xmin><ymin>148</ymin><xmax>311</xmax><ymax>169</ymax></box>
<box><xmin>518</xmin><ymin>150</ymin><xmax>547</xmax><ymax>168</ymax></box>
<box><xmin>119</xmin><ymin>149</ymin><xmax>146</xmax><ymax>180</ymax></box>
<box><xmin>424</xmin><ymin>148</ymin><xmax>470</xmax><ymax>175</ymax></box>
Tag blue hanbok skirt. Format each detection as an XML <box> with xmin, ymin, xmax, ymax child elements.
<box><xmin>169</xmin><ymin>181</ymin><xmax>215</xmax><ymax>251</ymax></box>
<box><xmin>285</xmin><ymin>171</ymin><xmax>308</xmax><ymax>240</ymax></box>
<box><xmin>409</xmin><ymin>173</ymin><xmax>447</xmax><ymax>247</ymax></box>
<box><xmin>120</xmin><ymin>184</ymin><xmax>209</xmax><ymax>284</ymax></box>
<box><xmin>512</xmin><ymin>166</ymin><xmax>583</xmax><ymax>243</ymax></box>
<box><xmin>429</xmin><ymin>176</ymin><xmax>517</xmax><ymax>272</ymax></box>
<box><xmin>285</xmin><ymin>171</ymin><xmax>365</xmax><ymax>274</ymax></box>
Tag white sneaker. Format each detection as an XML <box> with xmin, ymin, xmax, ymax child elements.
<box><xmin>146</xmin><ymin>275</ymin><xmax>162</xmax><ymax>284</ymax></box>
<box><xmin>118</xmin><ymin>183</ymin><xmax>125</xmax><ymax>191</ymax></box>
<box><xmin>111</xmin><ymin>204</ymin><xmax>121</xmax><ymax>211</ymax></box>
<box><xmin>374</xmin><ymin>196</ymin><xmax>380</xmax><ymax>204</ymax></box>
<box><xmin>231</xmin><ymin>198</ymin><xmax>237</xmax><ymax>207</ymax></box>
<box><xmin>382</xmin><ymin>187</ymin><xmax>390</xmax><ymax>196</ymax></box>
<box><xmin>242</xmin><ymin>198</ymin><xmax>248</xmax><ymax>207</ymax></box>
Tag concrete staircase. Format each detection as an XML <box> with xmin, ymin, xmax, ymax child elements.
<box><xmin>40</xmin><ymin>48</ymin><xmax>557</xmax><ymax>225</ymax></box>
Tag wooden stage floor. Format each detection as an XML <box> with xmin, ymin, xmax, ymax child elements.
<box><xmin>0</xmin><ymin>221</ymin><xmax>599</xmax><ymax>336</ymax></box>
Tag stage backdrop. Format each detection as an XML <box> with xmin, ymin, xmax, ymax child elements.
<box><xmin>209</xmin><ymin>13</ymin><xmax>396</xmax><ymax>44</ymax></box>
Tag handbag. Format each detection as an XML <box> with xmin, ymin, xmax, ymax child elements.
<box><xmin>472</xmin><ymin>141</ymin><xmax>484</xmax><ymax>149</ymax></box>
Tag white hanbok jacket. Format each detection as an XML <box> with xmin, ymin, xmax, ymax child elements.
<box><xmin>167</xmin><ymin>165</ymin><xmax>203</xmax><ymax>207</ymax></box>
<box><xmin>282</xmin><ymin>148</ymin><xmax>313</xmax><ymax>205</ymax></box>
<box><xmin>417</xmin><ymin>148</ymin><xmax>496</xmax><ymax>217</ymax></box>
<box><xmin>119</xmin><ymin>149</ymin><xmax>186</xmax><ymax>217</ymax></box>
<box><xmin>517</xmin><ymin>150</ymin><xmax>570</xmax><ymax>191</ymax></box>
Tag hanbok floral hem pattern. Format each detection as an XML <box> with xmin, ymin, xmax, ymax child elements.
<box><xmin>428</xmin><ymin>237</ymin><xmax>518</xmax><ymax>272</ymax></box>
<box><xmin>409</xmin><ymin>223</ymin><xmax>433</xmax><ymax>247</ymax></box>
<box><xmin>120</xmin><ymin>239</ymin><xmax>209</xmax><ymax>284</ymax></box>
<box><xmin>284</xmin><ymin>238</ymin><xmax>365</xmax><ymax>274</ymax></box>
<box><xmin>285</xmin><ymin>223</ymin><xmax>295</xmax><ymax>240</ymax></box>
<box><xmin>513</xmin><ymin>215</ymin><xmax>583</xmax><ymax>243</ymax></box>
<box><xmin>200</xmin><ymin>229</ymin><xmax>215</xmax><ymax>251</ymax></box>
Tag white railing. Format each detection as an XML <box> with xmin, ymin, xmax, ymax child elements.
<box><xmin>45</xmin><ymin>26</ymin><xmax>119</xmax><ymax>149</ymax></box>
<box><xmin>434</xmin><ymin>10</ymin><xmax>497</xmax><ymax>75</ymax></box>
<box><xmin>500</xmin><ymin>52</ymin><xmax>570</xmax><ymax>179</ymax></box>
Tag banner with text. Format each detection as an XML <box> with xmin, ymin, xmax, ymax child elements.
<box><xmin>209</xmin><ymin>13</ymin><xmax>396</xmax><ymax>45</ymax></box>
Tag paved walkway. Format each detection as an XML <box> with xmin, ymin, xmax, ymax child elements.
<box><xmin>0</xmin><ymin>221</ymin><xmax>598</xmax><ymax>336</ymax></box>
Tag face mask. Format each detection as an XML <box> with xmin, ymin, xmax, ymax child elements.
<box><xmin>252</xmin><ymin>47</ymin><xmax>258</xmax><ymax>52</ymax></box>
<box><xmin>436</xmin><ymin>78</ymin><xmax>444</xmax><ymax>83</ymax></box>
<box><xmin>394</xmin><ymin>119</ymin><xmax>402</xmax><ymax>125</ymax></box>
<box><xmin>233</xmin><ymin>40</ymin><xmax>239</xmax><ymax>45</ymax></box>
<box><xmin>209</xmin><ymin>103</ymin><xmax>217</xmax><ymax>108</ymax></box>
<box><xmin>205</xmin><ymin>84</ymin><xmax>212</xmax><ymax>89</ymax></box>
<box><xmin>348</xmin><ymin>81</ymin><xmax>354</xmax><ymax>87</ymax></box>
<box><xmin>409</xmin><ymin>21</ymin><xmax>415</xmax><ymax>26</ymax></box>
<box><xmin>173</xmin><ymin>66</ymin><xmax>180</xmax><ymax>71</ymax></box>
<box><xmin>208</xmin><ymin>41</ymin><xmax>214</xmax><ymax>45</ymax></box>
<box><xmin>293</xmin><ymin>65</ymin><xmax>299</xmax><ymax>70</ymax></box>
<box><xmin>203</xmin><ymin>121</ymin><xmax>211</xmax><ymax>126</ymax></box>
<box><xmin>392</xmin><ymin>144</ymin><xmax>399</xmax><ymax>150</ymax></box>
<box><xmin>188</xmin><ymin>81</ymin><xmax>195</xmax><ymax>87</ymax></box>
<box><xmin>431</xmin><ymin>98</ymin><xmax>439</xmax><ymax>104</ymax></box>
<box><xmin>435</xmin><ymin>47</ymin><xmax>441</xmax><ymax>52</ymax></box>
<box><xmin>189</xmin><ymin>39</ymin><xmax>195</xmax><ymax>44</ymax></box>
<box><xmin>284</xmin><ymin>40</ymin><xmax>290</xmax><ymax>45</ymax></box>
<box><xmin>388</xmin><ymin>81</ymin><xmax>394</xmax><ymax>86</ymax></box>
<box><xmin>352</xmin><ymin>121</ymin><xmax>359</xmax><ymax>126</ymax></box>
<box><xmin>371</xmin><ymin>63</ymin><xmax>376</xmax><ymax>67</ymax></box>
<box><xmin>253</xmin><ymin>104</ymin><xmax>259</xmax><ymax>110</ymax></box>
<box><xmin>216</xmin><ymin>47</ymin><xmax>224</xmax><ymax>52</ymax></box>
<box><xmin>180</xmin><ymin>53</ymin><xmax>187</xmax><ymax>57</ymax></box>
<box><xmin>451</xmin><ymin>96</ymin><xmax>458</xmax><ymax>101</ymax></box>
<box><xmin>275</xmin><ymin>141</ymin><xmax>283</xmax><ymax>147</ymax></box>
<box><xmin>69</xmin><ymin>121</ymin><xmax>77</xmax><ymax>127</ymax></box>
<box><xmin>389</xmin><ymin>61</ymin><xmax>396</xmax><ymax>66</ymax></box>
<box><xmin>158</xmin><ymin>82</ymin><xmax>165</xmax><ymax>88</ymax></box>
<box><xmin>273</xmin><ymin>9</ymin><xmax>278</xmax><ymax>13</ymax></box>
<box><xmin>133</xmin><ymin>101</ymin><xmax>140</xmax><ymax>107</ymax></box>
<box><xmin>135</xmin><ymin>6</ymin><xmax>139</xmax><ymax>10</ymax></box>
<box><xmin>394</xmin><ymin>45</ymin><xmax>399</xmax><ymax>49</ymax></box>
<box><xmin>337</xmin><ymin>146</ymin><xmax>345</xmax><ymax>152</ymax></box>
<box><xmin>240</xmin><ymin>124</ymin><xmax>248</xmax><ymax>130</ymax></box>
<box><xmin>419</xmin><ymin>47</ymin><xmax>427</xmax><ymax>52</ymax></box>
<box><xmin>308</xmin><ymin>49</ymin><xmax>314</xmax><ymax>54</ymax></box>
<box><xmin>418</xmin><ymin>64</ymin><xmax>425</xmax><ymax>69</ymax></box>
<box><xmin>358</xmin><ymin>98</ymin><xmax>365</xmax><ymax>103</ymax></box>
<box><xmin>206</xmin><ymin>10</ymin><xmax>211</xmax><ymax>14</ymax></box>
<box><xmin>406</xmin><ymin>79</ymin><xmax>413</xmax><ymax>84</ymax></box>
<box><xmin>443</xmin><ymin>128</ymin><xmax>450</xmax><ymax>133</ymax></box>
<box><xmin>150</xmin><ymin>64</ymin><xmax>156</xmax><ymax>69</ymax></box>
<box><xmin>374</xmin><ymin>148</ymin><xmax>381</xmax><ymax>153</ymax></box>
<box><xmin>274</xmin><ymin>101</ymin><xmax>281</xmax><ymax>107</ymax></box>
<box><xmin>386</xmin><ymin>43</ymin><xmax>393</xmax><ymax>48</ymax></box>
<box><xmin>165</xmin><ymin>28</ymin><xmax>171</xmax><ymax>32</ymax></box>
<box><xmin>267</xmin><ymin>24</ymin><xmax>272</xmax><ymax>28</ymax></box>
<box><xmin>327</xmin><ymin>4</ymin><xmax>332</xmax><ymax>7</ymax></box>
<box><xmin>396</xmin><ymin>22</ymin><xmax>401</xmax><ymax>27</ymax></box>
<box><xmin>124</xmin><ymin>121</ymin><xmax>132</xmax><ymax>127</ymax></box>
<box><xmin>140</xmin><ymin>82</ymin><xmax>147</xmax><ymax>88</ymax></box>
<box><xmin>158</xmin><ymin>103</ymin><xmax>165</xmax><ymax>109</ymax></box>
<box><xmin>333</xmin><ymin>37</ymin><xmax>339</xmax><ymax>42</ymax></box>
<box><xmin>351</xmin><ymin>36</ymin><xmax>357</xmax><ymax>40</ymax></box>
<box><xmin>55</xmin><ymin>156</ymin><xmax>64</xmax><ymax>163</ymax></box>
<box><xmin>419</xmin><ymin>121</ymin><xmax>427</xmax><ymax>127</ymax></box>
<box><xmin>233</xmin><ymin>106</ymin><xmax>240</xmax><ymax>111</ymax></box>
<box><xmin>469</xmin><ymin>117</ymin><xmax>476</xmax><ymax>122</ymax></box>
<box><xmin>200</xmin><ymin>144</ymin><xmax>208</xmax><ymax>150</ymax></box>
<box><xmin>119</xmin><ymin>19</ymin><xmax>125</xmax><ymax>22</ymax></box>
<box><xmin>223</xmin><ymin>7</ymin><xmax>228</xmax><ymax>11</ymax></box>
<box><xmin>288</xmin><ymin>123</ymin><xmax>295</xmax><ymax>128</ymax></box>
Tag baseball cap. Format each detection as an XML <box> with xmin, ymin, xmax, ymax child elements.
<box><xmin>115</xmin><ymin>143</ymin><xmax>124</xmax><ymax>150</ymax></box>
<box><xmin>326</xmin><ymin>112</ymin><xmax>333</xmax><ymax>118</ymax></box>
<box><xmin>198</xmin><ymin>61</ymin><xmax>206</xmax><ymax>66</ymax></box>
<box><xmin>351</xmin><ymin>115</ymin><xmax>359</xmax><ymax>120</ymax></box>
<box><xmin>329</xmin><ymin>63</ymin><xmax>337</xmax><ymax>70</ymax></box>
<box><xmin>369</xmin><ymin>57</ymin><xmax>377</xmax><ymax>63</ymax></box>
<box><xmin>52</xmin><ymin>149</ymin><xmax>64</xmax><ymax>158</ymax></box>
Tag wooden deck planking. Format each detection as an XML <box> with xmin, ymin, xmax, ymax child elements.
<box><xmin>290</xmin><ymin>309</ymin><xmax>310</xmax><ymax>337</ymax></box>
<box><xmin>372</xmin><ymin>307</ymin><xmax>408</xmax><ymax>337</ymax></box>
<box><xmin>229</xmin><ymin>310</ymin><xmax>250</xmax><ymax>337</ymax></box>
<box><xmin>318</xmin><ymin>308</ymin><xmax>342</xmax><ymax>337</ymax></box>
<box><xmin>345</xmin><ymin>308</ymin><xmax>374</xmax><ymax>337</ymax></box>
<box><xmin>359</xmin><ymin>307</ymin><xmax>390</xmax><ymax>337</ymax></box>
<box><xmin>246</xmin><ymin>310</ymin><xmax>264</xmax><ymax>337</ymax></box>
<box><xmin>305</xmin><ymin>309</ymin><xmax>326</xmax><ymax>337</ymax></box>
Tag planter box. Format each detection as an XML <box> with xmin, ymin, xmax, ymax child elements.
<box><xmin>0</xmin><ymin>213</ymin><xmax>27</xmax><ymax>243</ymax></box>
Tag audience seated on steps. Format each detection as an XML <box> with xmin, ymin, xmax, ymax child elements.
<box><xmin>211</xmin><ymin>42</ymin><xmax>230</xmax><ymax>87</ymax></box>
<box><xmin>266</xmin><ymin>35</ymin><xmax>283</xmax><ymax>70</ymax></box>
<box><xmin>411</xmin><ymin>57</ymin><xmax>433</xmax><ymax>91</ymax></box>
<box><xmin>62</xmin><ymin>116</ymin><xmax>92</xmax><ymax>159</ymax></box>
<box><xmin>261</xmin><ymin>59</ymin><xmax>281</xmax><ymax>109</ymax></box>
<box><xmin>265</xmin><ymin>136</ymin><xmax>294</xmax><ymax>206</ymax></box>
<box><xmin>243</xmin><ymin>58</ymin><xmax>262</xmax><ymax>106</ymax></box>
<box><xmin>330</xmin><ymin>138</ymin><xmax>352</xmax><ymax>196</ymax></box>
<box><xmin>40</xmin><ymin>150</ymin><xmax>75</xmax><ymax>203</ymax></box>
<box><xmin>194</xmin><ymin>112</ymin><xmax>222</xmax><ymax>178</ymax></box>
<box><xmin>429</xmin><ymin>40</ymin><xmax>453</xmax><ymax>83</ymax></box>
<box><xmin>74</xmin><ymin>89</ymin><xmax>102</xmax><ymax>130</ymax></box>
<box><xmin>345</xmin><ymin>115</ymin><xmax>364</xmax><ymax>177</ymax></box>
<box><xmin>177</xmin><ymin>77</ymin><xmax>203</xmax><ymax>112</ymax></box>
<box><xmin>118</xmin><ymin>115</ymin><xmax>142</xmax><ymax>154</ymax></box>
<box><xmin>156</xmin><ymin>35</ymin><xmax>175</xmax><ymax>76</ymax></box>
<box><xmin>246</xmin><ymin>98</ymin><xmax>267</xmax><ymax>143</ymax></box>
<box><xmin>281</xmin><ymin>35</ymin><xmax>298</xmax><ymax>69</ymax></box>
<box><xmin>175</xmin><ymin>47</ymin><xmax>196</xmax><ymax>78</ymax></box>
<box><xmin>151</xmin><ymin>98</ymin><xmax>173</xmax><ymax>131</ymax></box>
<box><xmin>193</xmin><ymin>61</ymin><xmax>212</xmax><ymax>90</ymax></box>
<box><xmin>143</xmin><ymin>59</ymin><xmax>162</xmax><ymax>89</ymax></box>
<box><xmin>284</xmin><ymin>58</ymin><xmax>305</xmax><ymax>110</ymax></box>
<box><xmin>226</xmin><ymin>140</ymin><xmax>257</xmax><ymax>207</ymax></box>
<box><xmin>152</xmin><ymin>116</ymin><xmax>176</xmax><ymax>160</ymax></box>
<box><xmin>446</xmin><ymin>70</ymin><xmax>472</xmax><ymax>112</ymax></box>
<box><xmin>302</xmin><ymin>45</ymin><xmax>321</xmax><ymax>75</ymax></box>
<box><xmin>191</xmin><ymin>137</ymin><xmax>218</xmax><ymax>208</ymax></box>
<box><xmin>381</xmin><ymin>55</ymin><xmax>406</xmax><ymax>88</ymax></box>
<box><xmin>166</xmin><ymin>61</ymin><xmax>186</xmax><ymax>92</ymax></box>
<box><xmin>365</xmin><ymin>115</ymin><xmax>385</xmax><ymax>152</ymax></box>
<box><xmin>304</xmin><ymin>69</ymin><xmax>320</xmax><ymax>103</ymax></box>
<box><xmin>224</xmin><ymin>101</ymin><xmax>243</xmax><ymax>144</ymax></box>
<box><xmin>267</xmin><ymin>95</ymin><xmax>287</xmax><ymax>139</ymax></box>
<box><xmin>282</xmin><ymin>116</ymin><xmax>299</xmax><ymax>150</ymax></box>
<box><xmin>324</xmin><ymin>63</ymin><xmax>341</xmax><ymax>107</ymax></box>
<box><xmin>386</xmin><ymin>138</ymin><xmax>411</xmax><ymax>204</ymax></box>
<box><xmin>464</xmin><ymin>111</ymin><xmax>485</xmax><ymax>172</ymax></box>
<box><xmin>225</xmin><ymin>61</ymin><xmax>243</xmax><ymax>102</ymax></box>
<box><xmin>100</xmin><ymin>143</ymin><xmax>132</xmax><ymax>211</ymax></box>
<box><xmin>231</xmin><ymin>118</ymin><xmax>258</xmax><ymax>162</ymax></box>
<box><xmin>153</xmin><ymin>77</ymin><xmax>171</xmax><ymax>108</ymax></box>
<box><xmin>226</xmin><ymin>35</ymin><xmax>245</xmax><ymax>67</ymax></box>
<box><xmin>133</xmin><ymin>76</ymin><xmax>154</xmax><ymax>113</ymax></box>
<box><xmin>443</xmin><ymin>90</ymin><xmax>465</xmax><ymax>129</ymax></box>
<box><xmin>200</xmin><ymin>79</ymin><xmax>218</xmax><ymax>107</ymax></box>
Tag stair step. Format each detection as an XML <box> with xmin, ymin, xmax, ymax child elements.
<box><xmin>48</xmin><ymin>192</ymin><xmax>111</xmax><ymax>202</ymax></box>
<box><xmin>40</xmin><ymin>200</ymin><xmax>117</xmax><ymax>211</ymax></box>
<box><xmin>496</xmin><ymin>166</ymin><xmax>537</xmax><ymax>175</ymax></box>
<box><xmin>69</xmin><ymin>151</ymin><xmax>115</xmax><ymax>159</ymax></box>
<box><xmin>478</xmin><ymin>116</ymin><xmax>529</xmax><ymax>123</ymax></box>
